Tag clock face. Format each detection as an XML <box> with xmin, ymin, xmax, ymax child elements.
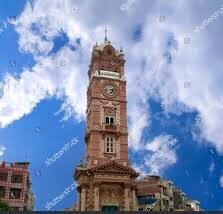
<box><xmin>104</xmin><ymin>84</ymin><xmax>115</xmax><ymax>96</ymax></box>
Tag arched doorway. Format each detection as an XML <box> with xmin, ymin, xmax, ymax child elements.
<box><xmin>102</xmin><ymin>205</ymin><xmax>119</xmax><ymax>212</ymax></box>
<box><xmin>101</xmin><ymin>191</ymin><xmax>120</xmax><ymax>212</ymax></box>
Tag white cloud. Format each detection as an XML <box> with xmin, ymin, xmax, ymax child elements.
<box><xmin>134</xmin><ymin>135</ymin><xmax>178</xmax><ymax>175</ymax></box>
<box><xmin>0</xmin><ymin>47</ymin><xmax>86</xmax><ymax>127</ymax></box>
<box><xmin>131</xmin><ymin>163</ymin><xmax>147</xmax><ymax>178</ymax></box>
<box><xmin>0</xmin><ymin>0</ymin><xmax>87</xmax><ymax>127</ymax></box>
<box><xmin>0</xmin><ymin>21</ymin><xmax>6</xmax><ymax>35</ymax></box>
<box><xmin>128</xmin><ymin>1</ymin><xmax>223</xmax><ymax>154</ymax></box>
<box><xmin>209</xmin><ymin>160</ymin><xmax>215</xmax><ymax>175</ymax></box>
<box><xmin>0</xmin><ymin>146</ymin><xmax>6</xmax><ymax>157</ymax></box>
<box><xmin>128</xmin><ymin>103</ymin><xmax>149</xmax><ymax>150</ymax></box>
<box><xmin>0</xmin><ymin>0</ymin><xmax>222</xmax><ymax>176</ymax></box>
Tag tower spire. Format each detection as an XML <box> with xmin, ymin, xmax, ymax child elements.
<box><xmin>104</xmin><ymin>28</ymin><xmax>108</xmax><ymax>42</ymax></box>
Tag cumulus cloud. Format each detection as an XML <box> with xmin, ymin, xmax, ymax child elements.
<box><xmin>128</xmin><ymin>1</ymin><xmax>223</xmax><ymax>155</ymax></box>
<box><xmin>0</xmin><ymin>0</ymin><xmax>87</xmax><ymax>127</ymax></box>
<box><xmin>0</xmin><ymin>47</ymin><xmax>86</xmax><ymax>127</ymax></box>
<box><xmin>133</xmin><ymin>135</ymin><xmax>178</xmax><ymax>175</ymax></box>
<box><xmin>0</xmin><ymin>0</ymin><xmax>223</xmax><ymax>175</ymax></box>
<box><xmin>128</xmin><ymin>103</ymin><xmax>150</xmax><ymax>150</ymax></box>
<box><xmin>144</xmin><ymin>135</ymin><xmax>178</xmax><ymax>175</ymax></box>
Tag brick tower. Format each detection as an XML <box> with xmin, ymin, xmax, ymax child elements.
<box><xmin>74</xmin><ymin>31</ymin><xmax>139</xmax><ymax>211</ymax></box>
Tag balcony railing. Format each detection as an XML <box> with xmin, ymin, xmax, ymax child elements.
<box><xmin>85</xmin><ymin>124</ymin><xmax>127</xmax><ymax>133</ymax></box>
<box><xmin>103</xmin><ymin>124</ymin><xmax>117</xmax><ymax>131</ymax></box>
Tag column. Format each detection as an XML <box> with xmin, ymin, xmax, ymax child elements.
<box><xmin>5</xmin><ymin>171</ymin><xmax>12</xmax><ymax>199</ymax></box>
<box><xmin>124</xmin><ymin>185</ymin><xmax>130</xmax><ymax>211</ymax></box>
<box><xmin>94</xmin><ymin>185</ymin><xmax>100</xmax><ymax>211</ymax></box>
<box><xmin>77</xmin><ymin>189</ymin><xmax>81</xmax><ymax>211</ymax></box>
<box><xmin>81</xmin><ymin>188</ymin><xmax>86</xmax><ymax>211</ymax></box>
<box><xmin>132</xmin><ymin>189</ymin><xmax>138</xmax><ymax>211</ymax></box>
<box><xmin>160</xmin><ymin>192</ymin><xmax>163</xmax><ymax>211</ymax></box>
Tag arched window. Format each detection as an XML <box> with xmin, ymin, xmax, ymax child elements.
<box><xmin>105</xmin><ymin>136</ymin><xmax>115</xmax><ymax>153</ymax></box>
<box><xmin>105</xmin><ymin>116</ymin><xmax>114</xmax><ymax>124</ymax></box>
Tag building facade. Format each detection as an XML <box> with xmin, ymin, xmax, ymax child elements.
<box><xmin>137</xmin><ymin>175</ymin><xmax>200</xmax><ymax>211</ymax></box>
<box><xmin>0</xmin><ymin>161</ymin><xmax>34</xmax><ymax>211</ymax></box>
<box><xmin>74</xmin><ymin>34</ymin><xmax>201</xmax><ymax>212</ymax></box>
<box><xmin>137</xmin><ymin>175</ymin><xmax>174</xmax><ymax>211</ymax></box>
<box><xmin>173</xmin><ymin>188</ymin><xmax>200</xmax><ymax>211</ymax></box>
<box><xmin>74</xmin><ymin>33</ymin><xmax>139</xmax><ymax>211</ymax></box>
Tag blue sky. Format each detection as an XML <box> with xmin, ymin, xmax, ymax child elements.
<box><xmin>0</xmin><ymin>0</ymin><xmax>223</xmax><ymax>211</ymax></box>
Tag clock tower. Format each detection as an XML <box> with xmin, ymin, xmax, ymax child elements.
<box><xmin>74</xmin><ymin>31</ymin><xmax>139</xmax><ymax>211</ymax></box>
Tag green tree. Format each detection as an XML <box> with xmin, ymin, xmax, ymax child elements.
<box><xmin>0</xmin><ymin>201</ymin><xmax>12</xmax><ymax>211</ymax></box>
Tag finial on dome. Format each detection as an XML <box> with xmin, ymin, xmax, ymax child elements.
<box><xmin>77</xmin><ymin>158</ymin><xmax>83</xmax><ymax>167</ymax></box>
<box><xmin>104</xmin><ymin>28</ymin><xmax>108</xmax><ymax>42</ymax></box>
<box><xmin>96</xmin><ymin>42</ymin><xmax>98</xmax><ymax>47</ymax></box>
